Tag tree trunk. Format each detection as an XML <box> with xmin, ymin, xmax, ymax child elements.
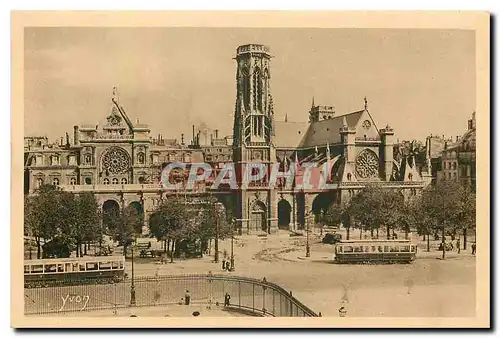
<box><xmin>36</xmin><ymin>239</ymin><xmax>41</xmax><ymax>259</ymax></box>
<box><xmin>123</xmin><ymin>244</ymin><xmax>127</xmax><ymax>257</ymax></box>
<box><xmin>441</xmin><ymin>225</ymin><xmax>446</xmax><ymax>260</ymax></box>
<box><xmin>386</xmin><ymin>224</ymin><xmax>390</xmax><ymax>240</ymax></box>
<box><xmin>359</xmin><ymin>228</ymin><xmax>362</xmax><ymax>240</ymax></box>
<box><xmin>346</xmin><ymin>227</ymin><xmax>350</xmax><ymax>240</ymax></box>
<box><xmin>84</xmin><ymin>242</ymin><xmax>88</xmax><ymax>255</ymax></box>
<box><xmin>426</xmin><ymin>231</ymin><xmax>430</xmax><ymax>252</ymax></box>
<box><xmin>405</xmin><ymin>228</ymin><xmax>409</xmax><ymax>240</ymax></box>
<box><xmin>463</xmin><ymin>228</ymin><xmax>467</xmax><ymax>250</ymax></box>
<box><xmin>376</xmin><ymin>228</ymin><xmax>379</xmax><ymax>239</ymax></box>
<box><xmin>170</xmin><ymin>240</ymin><xmax>175</xmax><ymax>263</ymax></box>
<box><xmin>80</xmin><ymin>244</ymin><xmax>84</xmax><ymax>257</ymax></box>
<box><xmin>163</xmin><ymin>239</ymin><xmax>167</xmax><ymax>253</ymax></box>
<box><xmin>370</xmin><ymin>229</ymin><xmax>374</xmax><ymax>238</ymax></box>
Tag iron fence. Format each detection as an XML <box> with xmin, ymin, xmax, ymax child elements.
<box><xmin>24</xmin><ymin>273</ymin><xmax>318</xmax><ymax>317</ymax></box>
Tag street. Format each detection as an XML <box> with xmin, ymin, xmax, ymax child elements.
<box><xmin>123</xmin><ymin>231</ymin><xmax>476</xmax><ymax>317</ymax></box>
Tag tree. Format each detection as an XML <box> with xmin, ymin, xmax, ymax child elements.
<box><xmin>24</xmin><ymin>184</ymin><xmax>62</xmax><ymax>259</ymax></box>
<box><xmin>148</xmin><ymin>196</ymin><xmax>190</xmax><ymax>262</ymax></box>
<box><xmin>451</xmin><ymin>183</ymin><xmax>476</xmax><ymax>250</ymax></box>
<box><xmin>420</xmin><ymin>181</ymin><xmax>462</xmax><ymax>259</ymax></box>
<box><xmin>107</xmin><ymin>205</ymin><xmax>141</xmax><ymax>256</ymax></box>
<box><xmin>77</xmin><ymin>192</ymin><xmax>101</xmax><ymax>255</ymax></box>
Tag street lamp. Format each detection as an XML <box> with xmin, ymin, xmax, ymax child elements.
<box><xmin>130</xmin><ymin>241</ymin><xmax>136</xmax><ymax>306</ymax></box>
<box><xmin>306</xmin><ymin>213</ymin><xmax>311</xmax><ymax>258</ymax></box>
<box><xmin>230</xmin><ymin>217</ymin><xmax>236</xmax><ymax>271</ymax></box>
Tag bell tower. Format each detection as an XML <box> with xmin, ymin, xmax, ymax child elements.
<box><xmin>232</xmin><ymin>44</ymin><xmax>277</xmax><ymax>235</ymax></box>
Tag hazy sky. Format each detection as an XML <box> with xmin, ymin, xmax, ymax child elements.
<box><xmin>24</xmin><ymin>27</ymin><xmax>476</xmax><ymax>144</ymax></box>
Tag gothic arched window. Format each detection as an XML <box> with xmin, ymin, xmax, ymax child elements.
<box><xmin>36</xmin><ymin>178</ymin><xmax>43</xmax><ymax>188</ymax></box>
<box><xmin>137</xmin><ymin>152</ymin><xmax>145</xmax><ymax>165</ymax></box>
<box><xmin>121</xmin><ymin>178</ymin><xmax>127</xmax><ymax>184</ymax></box>
<box><xmin>253</xmin><ymin>67</ymin><xmax>262</xmax><ymax>111</ymax></box>
<box><xmin>112</xmin><ymin>178</ymin><xmax>119</xmax><ymax>184</ymax></box>
<box><xmin>52</xmin><ymin>178</ymin><xmax>59</xmax><ymax>186</ymax></box>
<box><xmin>85</xmin><ymin>154</ymin><xmax>92</xmax><ymax>165</ymax></box>
<box><xmin>70</xmin><ymin>177</ymin><xmax>76</xmax><ymax>185</ymax></box>
<box><xmin>103</xmin><ymin>178</ymin><xmax>110</xmax><ymax>185</ymax></box>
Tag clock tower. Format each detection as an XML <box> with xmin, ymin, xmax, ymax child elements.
<box><xmin>232</xmin><ymin>44</ymin><xmax>278</xmax><ymax>234</ymax></box>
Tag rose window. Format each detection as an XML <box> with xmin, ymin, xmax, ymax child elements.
<box><xmin>355</xmin><ymin>150</ymin><xmax>379</xmax><ymax>179</ymax></box>
<box><xmin>102</xmin><ymin>147</ymin><xmax>130</xmax><ymax>174</ymax></box>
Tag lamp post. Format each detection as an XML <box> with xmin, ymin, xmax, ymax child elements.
<box><xmin>306</xmin><ymin>213</ymin><xmax>311</xmax><ymax>258</ymax></box>
<box><xmin>230</xmin><ymin>217</ymin><xmax>235</xmax><ymax>271</ymax></box>
<box><xmin>130</xmin><ymin>241</ymin><xmax>136</xmax><ymax>306</ymax></box>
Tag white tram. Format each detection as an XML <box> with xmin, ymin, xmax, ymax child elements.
<box><xmin>24</xmin><ymin>256</ymin><xmax>126</xmax><ymax>287</ymax></box>
<box><xmin>333</xmin><ymin>239</ymin><xmax>417</xmax><ymax>264</ymax></box>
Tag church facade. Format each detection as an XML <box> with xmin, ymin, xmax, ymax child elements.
<box><xmin>24</xmin><ymin>43</ymin><xmax>431</xmax><ymax>235</ymax></box>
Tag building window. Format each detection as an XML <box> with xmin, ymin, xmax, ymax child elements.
<box><xmin>347</xmin><ymin>173</ymin><xmax>352</xmax><ymax>181</ymax></box>
<box><xmin>68</xmin><ymin>155</ymin><xmax>77</xmax><ymax>165</ymax></box>
<box><xmin>151</xmin><ymin>154</ymin><xmax>159</xmax><ymax>164</ymax></box>
<box><xmin>408</xmin><ymin>173</ymin><xmax>413</xmax><ymax>181</ymax></box>
<box><xmin>70</xmin><ymin>177</ymin><xmax>76</xmax><ymax>185</ymax></box>
<box><xmin>85</xmin><ymin>177</ymin><xmax>92</xmax><ymax>185</ymax></box>
<box><xmin>137</xmin><ymin>153</ymin><xmax>145</xmax><ymax>165</ymax></box>
<box><xmin>112</xmin><ymin>178</ymin><xmax>119</xmax><ymax>184</ymax></box>
<box><xmin>36</xmin><ymin>178</ymin><xmax>43</xmax><ymax>188</ymax></box>
<box><xmin>84</xmin><ymin>154</ymin><xmax>92</xmax><ymax>165</ymax></box>
<box><xmin>138</xmin><ymin>176</ymin><xmax>145</xmax><ymax>184</ymax></box>
<box><xmin>52</xmin><ymin>178</ymin><xmax>59</xmax><ymax>186</ymax></box>
<box><xmin>452</xmin><ymin>162</ymin><xmax>457</xmax><ymax>170</ymax></box>
<box><xmin>103</xmin><ymin>178</ymin><xmax>110</xmax><ymax>185</ymax></box>
<box><xmin>51</xmin><ymin>156</ymin><xmax>60</xmax><ymax>166</ymax></box>
<box><xmin>121</xmin><ymin>178</ymin><xmax>127</xmax><ymax>184</ymax></box>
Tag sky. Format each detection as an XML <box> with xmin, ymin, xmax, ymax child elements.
<box><xmin>24</xmin><ymin>27</ymin><xmax>476</xmax><ymax>144</ymax></box>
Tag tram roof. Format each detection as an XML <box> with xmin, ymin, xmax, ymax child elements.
<box><xmin>337</xmin><ymin>239</ymin><xmax>411</xmax><ymax>244</ymax></box>
<box><xmin>24</xmin><ymin>255</ymin><xmax>125</xmax><ymax>265</ymax></box>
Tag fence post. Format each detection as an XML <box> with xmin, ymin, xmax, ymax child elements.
<box><xmin>262</xmin><ymin>277</ymin><xmax>267</xmax><ymax>315</ymax></box>
<box><xmin>289</xmin><ymin>291</ymin><xmax>293</xmax><ymax>317</ymax></box>
<box><xmin>252</xmin><ymin>283</ymin><xmax>255</xmax><ymax>312</ymax></box>
<box><xmin>238</xmin><ymin>281</ymin><xmax>241</xmax><ymax>309</ymax></box>
<box><xmin>272</xmin><ymin>288</ymin><xmax>275</xmax><ymax>316</ymax></box>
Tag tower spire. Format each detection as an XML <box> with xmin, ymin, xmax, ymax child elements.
<box><xmin>364</xmin><ymin>96</ymin><xmax>368</xmax><ymax>110</ymax></box>
<box><xmin>112</xmin><ymin>86</ymin><xmax>118</xmax><ymax>103</ymax></box>
<box><xmin>285</xmin><ymin>113</ymin><xmax>288</xmax><ymax>122</ymax></box>
<box><xmin>312</xmin><ymin>96</ymin><xmax>315</xmax><ymax>108</ymax></box>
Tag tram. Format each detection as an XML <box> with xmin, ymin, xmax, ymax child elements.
<box><xmin>333</xmin><ymin>239</ymin><xmax>417</xmax><ymax>264</ymax></box>
<box><xmin>24</xmin><ymin>256</ymin><xmax>126</xmax><ymax>288</ymax></box>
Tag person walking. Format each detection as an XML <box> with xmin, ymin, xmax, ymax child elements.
<box><xmin>224</xmin><ymin>293</ymin><xmax>231</xmax><ymax>307</ymax></box>
<box><xmin>184</xmin><ymin>290</ymin><xmax>191</xmax><ymax>305</ymax></box>
<box><xmin>222</xmin><ymin>258</ymin><xmax>226</xmax><ymax>271</ymax></box>
<box><xmin>456</xmin><ymin>238</ymin><xmax>461</xmax><ymax>254</ymax></box>
<box><xmin>472</xmin><ymin>242</ymin><xmax>476</xmax><ymax>255</ymax></box>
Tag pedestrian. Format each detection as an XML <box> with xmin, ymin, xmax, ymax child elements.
<box><xmin>472</xmin><ymin>242</ymin><xmax>476</xmax><ymax>255</ymax></box>
<box><xmin>224</xmin><ymin>292</ymin><xmax>231</xmax><ymax>307</ymax></box>
<box><xmin>184</xmin><ymin>290</ymin><xmax>191</xmax><ymax>305</ymax></box>
<box><xmin>225</xmin><ymin>261</ymin><xmax>231</xmax><ymax>271</ymax></box>
<box><xmin>222</xmin><ymin>258</ymin><xmax>226</xmax><ymax>270</ymax></box>
<box><xmin>456</xmin><ymin>238</ymin><xmax>461</xmax><ymax>254</ymax></box>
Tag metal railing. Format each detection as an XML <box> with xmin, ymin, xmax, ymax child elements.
<box><xmin>24</xmin><ymin>273</ymin><xmax>318</xmax><ymax>317</ymax></box>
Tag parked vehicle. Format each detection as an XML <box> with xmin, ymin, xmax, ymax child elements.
<box><xmin>333</xmin><ymin>239</ymin><xmax>417</xmax><ymax>264</ymax></box>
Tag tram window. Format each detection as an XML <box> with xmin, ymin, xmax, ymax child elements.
<box><xmin>384</xmin><ymin>246</ymin><xmax>390</xmax><ymax>252</ymax></box>
<box><xmin>24</xmin><ymin>265</ymin><xmax>30</xmax><ymax>274</ymax></box>
<box><xmin>343</xmin><ymin>246</ymin><xmax>353</xmax><ymax>253</ymax></box>
<box><xmin>79</xmin><ymin>263</ymin><xmax>86</xmax><ymax>271</ymax></box>
<box><xmin>378</xmin><ymin>246</ymin><xmax>383</xmax><ymax>252</ymax></box>
<box><xmin>119</xmin><ymin>261</ymin><xmax>124</xmax><ymax>269</ymax></box>
<box><xmin>353</xmin><ymin>246</ymin><xmax>362</xmax><ymax>253</ymax></box>
<box><xmin>111</xmin><ymin>261</ymin><xmax>119</xmax><ymax>269</ymax></box>
<box><xmin>44</xmin><ymin>264</ymin><xmax>57</xmax><ymax>273</ymax></box>
<box><xmin>57</xmin><ymin>264</ymin><xmax>64</xmax><ymax>272</ymax></box>
<box><xmin>99</xmin><ymin>262</ymin><xmax>111</xmax><ymax>270</ymax></box>
<box><xmin>371</xmin><ymin>246</ymin><xmax>377</xmax><ymax>253</ymax></box>
<box><xmin>364</xmin><ymin>246</ymin><xmax>371</xmax><ymax>253</ymax></box>
<box><xmin>390</xmin><ymin>246</ymin><xmax>399</xmax><ymax>252</ymax></box>
<box><xmin>32</xmin><ymin>265</ymin><xmax>43</xmax><ymax>273</ymax></box>
<box><xmin>72</xmin><ymin>263</ymin><xmax>78</xmax><ymax>272</ymax></box>
<box><xmin>400</xmin><ymin>246</ymin><xmax>410</xmax><ymax>252</ymax></box>
<box><xmin>65</xmin><ymin>263</ymin><xmax>72</xmax><ymax>272</ymax></box>
<box><xmin>86</xmin><ymin>262</ymin><xmax>98</xmax><ymax>271</ymax></box>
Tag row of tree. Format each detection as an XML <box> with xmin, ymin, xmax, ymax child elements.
<box><xmin>322</xmin><ymin>181</ymin><xmax>476</xmax><ymax>256</ymax></box>
<box><xmin>24</xmin><ymin>184</ymin><xmax>232</xmax><ymax>261</ymax></box>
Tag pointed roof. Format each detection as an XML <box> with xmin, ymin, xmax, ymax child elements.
<box><xmin>297</xmin><ymin>110</ymin><xmax>364</xmax><ymax>147</ymax></box>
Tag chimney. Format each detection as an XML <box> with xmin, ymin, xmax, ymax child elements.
<box><xmin>215</xmin><ymin>129</ymin><xmax>219</xmax><ymax>139</ymax></box>
<box><xmin>73</xmin><ymin>126</ymin><xmax>80</xmax><ymax>146</ymax></box>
